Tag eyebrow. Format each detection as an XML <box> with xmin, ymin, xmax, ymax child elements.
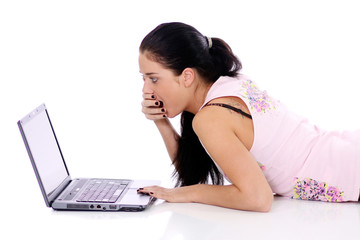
<box><xmin>143</xmin><ymin>72</ymin><xmax>158</xmax><ymax>76</ymax></box>
<box><xmin>139</xmin><ymin>71</ymin><xmax>159</xmax><ymax>76</ymax></box>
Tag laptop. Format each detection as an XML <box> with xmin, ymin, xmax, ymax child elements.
<box><xmin>18</xmin><ymin>103</ymin><xmax>159</xmax><ymax>211</ymax></box>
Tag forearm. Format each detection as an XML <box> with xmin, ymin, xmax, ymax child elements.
<box><xmin>185</xmin><ymin>184</ymin><xmax>273</xmax><ymax>212</ymax></box>
<box><xmin>154</xmin><ymin>118</ymin><xmax>179</xmax><ymax>161</ymax></box>
<box><xmin>139</xmin><ymin>182</ymin><xmax>273</xmax><ymax>212</ymax></box>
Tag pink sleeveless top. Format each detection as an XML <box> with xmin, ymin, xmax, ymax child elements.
<box><xmin>200</xmin><ymin>75</ymin><xmax>360</xmax><ymax>202</ymax></box>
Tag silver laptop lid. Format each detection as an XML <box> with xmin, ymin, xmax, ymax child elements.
<box><xmin>18</xmin><ymin>104</ymin><xmax>71</xmax><ymax>207</ymax></box>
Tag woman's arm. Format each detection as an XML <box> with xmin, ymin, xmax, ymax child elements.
<box><xmin>154</xmin><ymin>118</ymin><xmax>179</xmax><ymax>161</ymax></box>
<box><xmin>139</xmin><ymin>104</ymin><xmax>273</xmax><ymax>212</ymax></box>
<box><xmin>192</xmin><ymin>106</ymin><xmax>273</xmax><ymax>211</ymax></box>
<box><xmin>142</xmin><ymin>93</ymin><xmax>179</xmax><ymax>161</ymax></box>
<box><xmin>140</xmin><ymin>183</ymin><xmax>272</xmax><ymax>212</ymax></box>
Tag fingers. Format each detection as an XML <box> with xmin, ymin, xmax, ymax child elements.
<box><xmin>137</xmin><ymin>186</ymin><xmax>165</xmax><ymax>200</ymax></box>
<box><xmin>141</xmin><ymin>94</ymin><xmax>167</xmax><ymax>120</ymax></box>
<box><xmin>142</xmin><ymin>93</ymin><xmax>156</xmax><ymax>100</ymax></box>
<box><xmin>137</xmin><ymin>186</ymin><xmax>182</xmax><ymax>203</ymax></box>
<box><xmin>142</xmin><ymin>99</ymin><xmax>163</xmax><ymax>108</ymax></box>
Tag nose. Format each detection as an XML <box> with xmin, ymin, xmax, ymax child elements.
<box><xmin>142</xmin><ymin>79</ymin><xmax>153</xmax><ymax>94</ymax></box>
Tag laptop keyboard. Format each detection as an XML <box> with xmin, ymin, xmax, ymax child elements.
<box><xmin>76</xmin><ymin>179</ymin><xmax>129</xmax><ymax>203</ymax></box>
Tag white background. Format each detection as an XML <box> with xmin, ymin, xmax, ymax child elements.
<box><xmin>1</xmin><ymin>1</ymin><xmax>360</xmax><ymax>239</ymax></box>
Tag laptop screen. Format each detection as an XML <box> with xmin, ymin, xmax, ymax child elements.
<box><xmin>19</xmin><ymin>105</ymin><xmax>69</xmax><ymax>198</ymax></box>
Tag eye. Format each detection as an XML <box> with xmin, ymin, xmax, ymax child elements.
<box><xmin>150</xmin><ymin>77</ymin><xmax>158</xmax><ymax>83</ymax></box>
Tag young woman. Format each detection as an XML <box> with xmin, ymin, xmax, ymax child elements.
<box><xmin>137</xmin><ymin>22</ymin><xmax>360</xmax><ymax>212</ymax></box>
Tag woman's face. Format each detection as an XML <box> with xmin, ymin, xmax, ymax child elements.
<box><xmin>139</xmin><ymin>52</ymin><xmax>187</xmax><ymax>118</ymax></box>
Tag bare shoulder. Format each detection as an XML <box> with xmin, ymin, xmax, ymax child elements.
<box><xmin>194</xmin><ymin>97</ymin><xmax>249</xmax><ymax>129</ymax></box>
<box><xmin>193</xmin><ymin>102</ymin><xmax>234</xmax><ymax>139</ymax></box>
<box><xmin>194</xmin><ymin>97</ymin><xmax>254</xmax><ymax>150</ymax></box>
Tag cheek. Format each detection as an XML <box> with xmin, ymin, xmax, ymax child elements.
<box><xmin>162</xmin><ymin>93</ymin><xmax>183</xmax><ymax>117</ymax></box>
<box><xmin>155</xmin><ymin>85</ymin><xmax>174</xmax><ymax>102</ymax></box>
<box><xmin>155</xmin><ymin>81</ymin><xmax>183</xmax><ymax>114</ymax></box>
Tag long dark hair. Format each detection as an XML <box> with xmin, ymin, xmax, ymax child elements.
<box><xmin>140</xmin><ymin>22</ymin><xmax>242</xmax><ymax>187</ymax></box>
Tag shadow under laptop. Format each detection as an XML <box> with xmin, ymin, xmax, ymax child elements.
<box><xmin>48</xmin><ymin>196</ymin><xmax>360</xmax><ymax>239</ymax></box>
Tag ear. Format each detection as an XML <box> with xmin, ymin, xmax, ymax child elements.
<box><xmin>182</xmin><ymin>68</ymin><xmax>195</xmax><ymax>88</ymax></box>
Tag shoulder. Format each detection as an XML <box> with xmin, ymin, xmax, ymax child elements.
<box><xmin>193</xmin><ymin>108</ymin><xmax>222</xmax><ymax>137</ymax></box>
<box><xmin>194</xmin><ymin>96</ymin><xmax>255</xmax><ymax>150</ymax></box>
<box><xmin>193</xmin><ymin>99</ymin><xmax>236</xmax><ymax>136</ymax></box>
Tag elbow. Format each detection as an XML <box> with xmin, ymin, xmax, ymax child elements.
<box><xmin>240</xmin><ymin>189</ymin><xmax>273</xmax><ymax>212</ymax></box>
<box><xmin>256</xmin><ymin>193</ymin><xmax>273</xmax><ymax>212</ymax></box>
<box><xmin>231</xmin><ymin>185</ymin><xmax>274</xmax><ymax>212</ymax></box>
<box><xmin>251</xmin><ymin>191</ymin><xmax>274</xmax><ymax>212</ymax></box>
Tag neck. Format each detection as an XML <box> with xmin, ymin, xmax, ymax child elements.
<box><xmin>185</xmin><ymin>81</ymin><xmax>213</xmax><ymax>115</ymax></box>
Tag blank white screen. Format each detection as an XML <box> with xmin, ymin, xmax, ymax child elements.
<box><xmin>22</xmin><ymin>110</ymin><xmax>69</xmax><ymax>196</ymax></box>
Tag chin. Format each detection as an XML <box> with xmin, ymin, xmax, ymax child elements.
<box><xmin>167</xmin><ymin>114</ymin><xmax>177</xmax><ymax>119</ymax></box>
<box><xmin>167</xmin><ymin>111</ymin><xmax>182</xmax><ymax>119</ymax></box>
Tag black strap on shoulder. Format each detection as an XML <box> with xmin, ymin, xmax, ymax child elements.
<box><xmin>204</xmin><ymin>103</ymin><xmax>252</xmax><ymax>119</ymax></box>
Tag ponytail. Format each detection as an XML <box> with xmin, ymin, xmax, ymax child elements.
<box><xmin>209</xmin><ymin>38</ymin><xmax>242</xmax><ymax>79</ymax></box>
<box><xmin>173</xmin><ymin>111</ymin><xmax>223</xmax><ymax>186</ymax></box>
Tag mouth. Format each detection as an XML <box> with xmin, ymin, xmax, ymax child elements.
<box><xmin>159</xmin><ymin>100</ymin><xmax>164</xmax><ymax>108</ymax></box>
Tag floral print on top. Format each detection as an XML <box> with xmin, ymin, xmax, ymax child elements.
<box><xmin>291</xmin><ymin>177</ymin><xmax>344</xmax><ymax>202</ymax></box>
<box><xmin>257</xmin><ymin>161</ymin><xmax>266</xmax><ymax>171</ymax></box>
<box><xmin>239</xmin><ymin>79</ymin><xmax>277</xmax><ymax>113</ymax></box>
